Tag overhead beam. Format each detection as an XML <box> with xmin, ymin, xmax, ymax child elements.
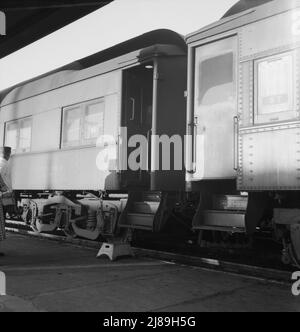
<box><xmin>0</xmin><ymin>0</ymin><xmax>113</xmax><ymax>59</ymax></box>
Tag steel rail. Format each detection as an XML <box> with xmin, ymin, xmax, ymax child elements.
<box><xmin>5</xmin><ymin>223</ymin><xmax>292</xmax><ymax>284</ymax></box>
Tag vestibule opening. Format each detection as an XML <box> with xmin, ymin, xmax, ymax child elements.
<box><xmin>121</xmin><ymin>62</ymin><xmax>154</xmax><ymax>189</ymax></box>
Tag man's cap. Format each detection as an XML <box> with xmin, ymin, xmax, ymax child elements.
<box><xmin>0</xmin><ymin>147</ymin><xmax>12</xmax><ymax>155</ymax></box>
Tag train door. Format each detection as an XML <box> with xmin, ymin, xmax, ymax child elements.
<box><xmin>192</xmin><ymin>36</ymin><xmax>237</xmax><ymax>180</ymax></box>
<box><xmin>121</xmin><ymin>64</ymin><xmax>153</xmax><ymax>188</ymax></box>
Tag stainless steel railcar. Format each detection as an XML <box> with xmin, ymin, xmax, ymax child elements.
<box><xmin>0</xmin><ymin>30</ymin><xmax>187</xmax><ymax>240</ymax></box>
<box><xmin>186</xmin><ymin>0</ymin><xmax>300</xmax><ymax>266</ymax></box>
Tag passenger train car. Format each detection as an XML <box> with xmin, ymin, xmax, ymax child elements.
<box><xmin>0</xmin><ymin>30</ymin><xmax>187</xmax><ymax>240</ymax></box>
<box><xmin>1</xmin><ymin>0</ymin><xmax>300</xmax><ymax>267</ymax></box>
<box><xmin>186</xmin><ymin>0</ymin><xmax>300</xmax><ymax>266</ymax></box>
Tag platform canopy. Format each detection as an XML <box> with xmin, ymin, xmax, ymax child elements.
<box><xmin>0</xmin><ymin>0</ymin><xmax>112</xmax><ymax>59</ymax></box>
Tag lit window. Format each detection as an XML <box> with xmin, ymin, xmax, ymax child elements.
<box><xmin>5</xmin><ymin>117</ymin><xmax>32</xmax><ymax>153</ymax></box>
<box><xmin>256</xmin><ymin>53</ymin><xmax>295</xmax><ymax>118</ymax></box>
<box><xmin>62</xmin><ymin>98</ymin><xmax>105</xmax><ymax>148</ymax></box>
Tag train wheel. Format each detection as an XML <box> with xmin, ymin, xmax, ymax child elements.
<box><xmin>290</xmin><ymin>224</ymin><xmax>300</xmax><ymax>268</ymax></box>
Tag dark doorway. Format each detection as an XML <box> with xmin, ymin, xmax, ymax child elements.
<box><xmin>121</xmin><ymin>63</ymin><xmax>154</xmax><ymax>189</ymax></box>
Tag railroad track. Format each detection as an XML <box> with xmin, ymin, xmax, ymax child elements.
<box><xmin>5</xmin><ymin>220</ymin><xmax>293</xmax><ymax>285</ymax></box>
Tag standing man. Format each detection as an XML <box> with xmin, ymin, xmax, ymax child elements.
<box><xmin>0</xmin><ymin>147</ymin><xmax>12</xmax><ymax>257</ymax></box>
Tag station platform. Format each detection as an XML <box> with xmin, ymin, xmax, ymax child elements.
<box><xmin>0</xmin><ymin>233</ymin><xmax>298</xmax><ymax>312</ymax></box>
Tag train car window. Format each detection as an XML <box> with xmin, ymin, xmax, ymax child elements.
<box><xmin>194</xmin><ymin>37</ymin><xmax>236</xmax><ymax>111</ymax></box>
<box><xmin>62</xmin><ymin>98</ymin><xmax>104</xmax><ymax>148</ymax></box>
<box><xmin>83</xmin><ymin>101</ymin><xmax>104</xmax><ymax>144</ymax></box>
<box><xmin>63</xmin><ymin>106</ymin><xmax>81</xmax><ymax>147</ymax></box>
<box><xmin>5</xmin><ymin>122</ymin><xmax>18</xmax><ymax>151</ymax></box>
<box><xmin>5</xmin><ymin>117</ymin><xmax>32</xmax><ymax>154</ymax></box>
<box><xmin>255</xmin><ymin>52</ymin><xmax>296</xmax><ymax>123</ymax></box>
<box><xmin>198</xmin><ymin>53</ymin><xmax>233</xmax><ymax>105</ymax></box>
<box><xmin>19</xmin><ymin>118</ymin><xmax>32</xmax><ymax>151</ymax></box>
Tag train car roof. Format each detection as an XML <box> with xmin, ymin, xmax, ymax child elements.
<box><xmin>222</xmin><ymin>0</ymin><xmax>274</xmax><ymax>18</ymax></box>
<box><xmin>0</xmin><ymin>29</ymin><xmax>186</xmax><ymax>107</ymax></box>
<box><xmin>186</xmin><ymin>0</ymin><xmax>298</xmax><ymax>44</ymax></box>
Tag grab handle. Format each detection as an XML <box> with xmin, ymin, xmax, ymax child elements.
<box><xmin>193</xmin><ymin>121</ymin><xmax>198</xmax><ymax>174</ymax></box>
<box><xmin>186</xmin><ymin>118</ymin><xmax>198</xmax><ymax>174</ymax></box>
<box><xmin>130</xmin><ymin>97</ymin><xmax>135</xmax><ymax>121</ymax></box>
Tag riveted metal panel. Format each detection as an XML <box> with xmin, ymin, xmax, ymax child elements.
<box><xmin>240</xmin><ymin>11</ymin><xmax>300</xmax><ymax>61</ymax></box>
<box><xmin>296</xmin><ymin>48</ymin><xmax>300</xmax><ymax>114</ymax></box>
<box><xmin>239</xmin><ymin>61</ymin><xmax>253</xmax><ymax>128</ymax></box>
<box><xmin>238</xmin><ymin>124</ymin><xmax>300</xmax><ymax>190</ymax></box>
<box><xmin>186</xmin><ymin>0</ymin><xmax>300</xmax><ymax>46</ymax></box>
